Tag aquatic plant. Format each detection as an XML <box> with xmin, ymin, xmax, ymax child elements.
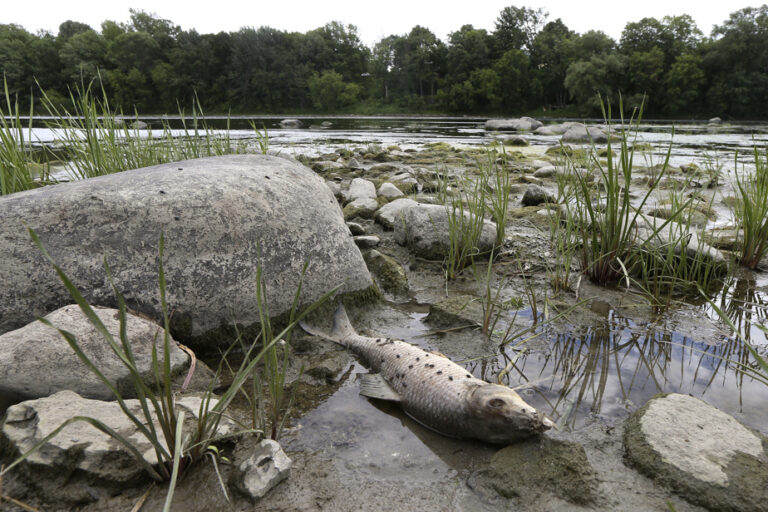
<box><xmin>438</xmin><ymin>169</ymin><xmax>490</xmax><ymax>280</ymax></box>
<box><xmin>0</xmin><ymin>78</ymin><xmax>53</xmax><ymax>195</ymax></box>
<box><xmin>731</xmin><ymin>145</ymin><xmax>768</xmax><ymax>269</ymax></box>
<box><xmin>0</xmin><ymin>229</ymin><xmax>339</xmax><ymax>510</ymax></box>
<box><xmin>478</xmin><ymin>146</ymin><xmax>512</xmax><ymax>247</ymax></box>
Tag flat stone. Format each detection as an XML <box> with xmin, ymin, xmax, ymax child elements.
<box><xmin>1</xmin><ymin>391</ymin><xmax>237</xmax><ymax>491</ymax></box>
<box><xmin>425</xmin><ymin>295</ymin><xmax>484</xmax><ymax>328</ymax></box>
<box><xmin>235</xmin><ymin>439</ymin><xmax>292</xmax><ymax>501</ymax></box>
<box><xmin>531</xmin><ymin>159</ymin><xmax>551</xmax><ymax>169</ymax></box>
<box><xmin>279</xmin><ymin>118</ymin><xmax>302</xmax><ymax>128</ymax></box>
<box><xmin>375</xmin><ymin>198</ymin><xmax>419</xmax><ymax>230</ymax></box>
<box><xmin>533</xmin><ymin>166</ymin><xmax>557</xmax><ymax>178</ymax></box>
<box><xmin>624</xmin><ymin>393</ymin><xmax>768</xmax><ymax>512</ymax></box>
<box><xmin>561</xmin><ymin>124</ymin><xmax>609</xmax><ymax>143</ymax></box>
<box><xmin>0</xmin><ymin>155</ymin><xmax>373</xmax><ymax>347</ymax></box>
<box><xmin>0</xmin><ymin>305</ymin><xmax>188</xmax><ymax>400</ymax></box>
<box><xmin>343</xmin><ymin>197</ymin><xmax>380</xmax><ymax>220</ymax></box>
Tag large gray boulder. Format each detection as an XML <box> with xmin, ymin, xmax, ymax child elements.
<box><xmin>1</xmin><ymin>391</ymin><xmax>237</xmax><ymax>490</ymax></box>
<box><xmin>0</xmin><ymin>155</ymin><xmax>373</xmax><ymax>347</ymax></box>
<box><xmin>0</xmin><ymin>305</ymin><xmax>188</xmax><ymax>400</ymax></box>
<box><xmin>561</xmin><ymin>124</ymin><xmax>610</xmax><ymax>143</ymax></box>
<box><xmin>394</xmin><ymin>203</ymin><xmax>496</xmax><ymax>259</ymax></box>
<box><xmin>485</xmin><ymin>117</ymin><xmax>543</xmax><ymax>132</ymax></box>
<box><xmin>624</xmin><ymin>393</ymin><xmax>768</xmax><ymax>512</ymax></box>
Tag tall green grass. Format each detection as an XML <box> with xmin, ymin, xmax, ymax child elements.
<box><xmin>731</xmin><ymin>145</ymin><xmax>768</xmax><ymax>269</ymax></box>
<box><xmin>40</xmin><ymin>82</ymin><xmax>242</xmax><ymax>180</ymax></box>
<box><xmin>0</xmin><ymin>78</ymin><xmax>54</xmax><ymax>195</ymax></box>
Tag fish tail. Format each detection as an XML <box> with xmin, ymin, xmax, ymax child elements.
<box><xmin>300</xmin><ymin>303</ymin><xmax>356</xmax><ymax>344</ymax></box>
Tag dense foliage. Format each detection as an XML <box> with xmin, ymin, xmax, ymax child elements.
<box><xmin>2</xmin><ymin>5</ymin><xmax>768</xmax><ymax>117</ymax></box>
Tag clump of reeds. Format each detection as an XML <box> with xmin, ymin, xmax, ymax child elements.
<box><xmin>0</xmin><ymin>78</ymin><xmax>54</xmax><ymax>195</ymax></box>
<box><xmin>731</xmin><ymin>145</ymin><xmax>768</xmax><ymax>269</ymax></box>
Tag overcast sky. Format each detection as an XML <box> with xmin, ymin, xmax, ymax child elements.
<box><xmin>5</xmin><ymin>1</ymin><xmax>765</xmax><ymax>46</ymax></box>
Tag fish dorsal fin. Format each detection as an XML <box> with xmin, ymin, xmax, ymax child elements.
<box><xmin>359</xmin><ymin>373</ymin><xmax>402</xmax><ymax>402</ymax></box>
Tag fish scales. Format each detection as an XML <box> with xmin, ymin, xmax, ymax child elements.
<box><xmin>345</xmin><ymin>333</ymin><xmax>483</xmax><ymax>437</ymax></box>
<box><xmin>301</xmin><ymin>305</ymin><xmax>554</xmax><ymax>443</ymax></box>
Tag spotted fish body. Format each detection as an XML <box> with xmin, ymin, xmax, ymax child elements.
<box><xmin>301</xmin><ymin>305</ymin><xmax>554</xmax><ymax>444</ymax></box>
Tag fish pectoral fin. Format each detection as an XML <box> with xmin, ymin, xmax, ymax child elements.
<box><xmin>359</xmin><ymin>373</ymin><xmax>402</xmax><ymax>402</ymax></box>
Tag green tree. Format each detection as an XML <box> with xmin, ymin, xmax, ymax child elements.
<box><xmin>494</xmin><ymin>49</ymin><xmax>539</xmax><ymax>110</ymax></box>
<box><xmin>59</xmin><ymin>29</ymin><xmax>107</xmax><ymax>85</ymax></box>
<box><xmin>564</xmin><ymin>53</ymin><xmax>627</xmax><ymax>112</ymax></box>
<box><xmin>308</xmin><ymin>70</ymin><xmax>360</xmax><ymax>110</ymax></box>
<box><xmin>665</xmin><ymin>53</ymin><xmax>705</xmax><ymax>114</ymax></box>
<box><xmin>531</xmin><ymin>19</ymin><xmax>576</xmax><ymax>107</ymax></box>
<box><xmin>493</xmin><ymin>5</ymin><xmax>547</xmax><ymax>55</ymax></box>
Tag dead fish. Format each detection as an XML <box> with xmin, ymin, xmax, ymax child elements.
<box><xmin>300</xmin><ymin>304</ymin><xmax>554</xmax><ymax>444</ymax></box>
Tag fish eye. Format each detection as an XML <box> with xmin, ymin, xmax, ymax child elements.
<box><xmin>488</xmin><ymin>398</ymin><xmax>505</xmax><ymax>408</ymax></box>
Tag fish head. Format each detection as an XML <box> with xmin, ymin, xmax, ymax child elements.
<box><xmin>466</xmin><ymin>384</ymin><xmax>555</xmax><ymax>443</ymax></box>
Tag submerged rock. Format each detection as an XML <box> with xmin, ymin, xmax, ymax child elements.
<box><xmin>624</xmin><ymin>393</ymin><xmax>768</xmax><ymax>512</ymax></box>
<box><xmin>0</xmin><ymin>305</ymin><xmax>188</xmax><ymax>400</ymax></box>
<box><xmin>234</xmin><ymin>439</ymin><xmax>292</xmax><ymax>501</ymax></box>
<box><xmin>393</xmin><ymin>203</ymin><xmax>496</xmax><ymax>260</ymax></box>
<box><xmin>279</xmin><ymin>118</ymin><xmax>302</xmax><ymax>128</ymax></box>
<box><xmin>0</xmin><ymin>155</ymin><xmax>373</xmax><ymax>347</ymax></box>
<box><xmin>1</xmin><ymin>390</ymin><xmax>237</xmax><ymax>502</ymax></box>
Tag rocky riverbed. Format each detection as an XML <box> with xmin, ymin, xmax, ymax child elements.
<box><xmin>2</xmin><ymin>119</ymin><xmax>767</xmax><ymax>511</ymax></box>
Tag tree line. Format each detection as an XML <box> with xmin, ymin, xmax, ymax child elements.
<box><xmin>2</xmin><ymin>5</ymin><xmax>768</xmax><ymax>118</ymax></box>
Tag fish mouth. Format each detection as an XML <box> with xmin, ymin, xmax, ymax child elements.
<box><xmin>540</xmin><ymin>415</ymin><xmax>556</xmax><ymax>431</ymax></box>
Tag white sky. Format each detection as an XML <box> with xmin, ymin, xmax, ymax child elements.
<box><xmin>4</xmin><ymin>1</ymin><xmax>765</xmax><ymax>46</ymax></box>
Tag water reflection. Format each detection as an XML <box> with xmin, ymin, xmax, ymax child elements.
<box><xmin>492</xmin><ymin>306</ymin><xmax>768</xmax><ymax>433</ymax></box>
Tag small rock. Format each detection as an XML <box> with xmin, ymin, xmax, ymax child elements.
<box><xmin>375</xmin><ymin>198</ymin><xmax>419</xmax><ymax>230</ymax></box>
<box><xmin>236</xmin><ymin>439</ymin><xmax>292</xmax><ymax>501</ymax></box>
<box><xmin>343</xmin><ymin>197</ymin><xmax>380</xmax><ymax>220</ymax></box>
<box><xmin>346</xmin><ymin>222</ymin><xmax>366</xmax><ymax>236</ymax></box>
<box><xmin>378</xmin><ymin>182</ymin><xmax>405</xmax><ymax>199</ymax></box>
<box><xmin>345</xmin><ymin>178</ymin><xmax>377</xmax><ymax>204</ymax></box>
<box><xmin>561</xmin><ymin>124</ymin><xmax>609</xmax><ymax>143</ymax></box>
<box><xmin>425</xmin><ymin>295</ymin><xmax>484</xmax><ymax>328</ymax></box>
<box><xmin>347</xmin><ymin>157</ymin><xmax>363</xmax><ymax>169</ymax></box>
<box><xmin>320</xmin><ymin>121</ymin><xmax>333</xmax><ymax>127</ymax></box>
<box><xmin>531</xmin><ymin>159</ymin><xmax>550</xmax><ymax>169</ymax></box>
<box><xmin>364</xmin><ymin>250</ymin><xmax>409</xmax><ymax>296</ymax></box>
<box><xmin>624</xmin><ymin>393</ymin><xmax>768</xmax><ymax>512</ymax></box>
<box><xmin>325</xmin><ymin>180</ymin><xmax>342</xmax><ymax>200</ymax></box>
<box><xmin>394</xmin><ymin>204</ymin><xmax>496</xmax><ymax>260</ymax></box>
<box><xmin>708</xmin><ymin>117</ymin><xmax>722</xmax><ymax>125</ymax></box>
<box><xmin>279</xmin><ymin>118</ymin><xmax>302</xmax><ymax>128</ymax></box>
<box><xmin>533</xmin><ymin>166</ymin><xmax>557</xmax><ymax>178</ymax></box>
<box><xmin>498</xmin><ymin>135</ymin><xmax>529</xmax><ymax>146</ymax></box>
<box><xmin>354</xmin><ymin>235</ymin><xmax>380</xmax><ymax>248</ymax></box>
<box><xmin>522</xmin><ymin>185</ymin><xmax>555</xmax><ymax>206</ymax></box>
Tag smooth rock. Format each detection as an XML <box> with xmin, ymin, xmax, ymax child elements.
<box><xmin>320</xmin><ymin>121</ymin><xmax>333</xmax><ymax>127</ymax></box>
<box><xmin>353</xmin><ymin>235</ymin><xmax>380</xmax><ymax>248</ymax></box>
<box><xmin>343</xmin><ymin>197</ymin><xmax>380</xmax><ymax>219</ymax></box>
<box><xmin>0</xmin><ymin>391</ymin><xmax>237</xmax><ymax>493</ymax></box>
<box><xmin>345</xmin><ymin>177</ymin><xmax>377</xmax><ymax>203</ymax></box>
<box><xmin>497</xmin><ymin>135</ymin><xmax>529</xmax><ymax>146</ymax></box>
<box><xmin>346</xmin><ymin>157</ymin><xmax>364</xmax><ymax>169</ymax></box>
<box><xmin>425</xmin><ymin>295</ymin><xmax>484</xmax><ymax>328</ymax></box>
<box><xmin>637</xmin><ymin>216</ymin><xmax>727</xmax><ymax>267</ymax></box>
<box><xmin>0</xmin><ymin>155</ymin><xmax>372</xmax><ymax>346</ymax></box>
<box><xmin>531</xmin><ymin>159</ymin><xmax>551</xmax><ymax>169</ymax></box>
<box><xmin>534</xmin><ymin>122</ymin><xmax>580</xmax><ymax>135</ymax></box>
<box><xmin>0</xmin><ymin>305</ymin><xmax>188</xmax><ymax>400</ymax></box>
<box><xmin>235</xmin><ymin>439</ymin><xmax>292</xmax><ymax>501</ymax></box>
<box><xmin>394</xmin><ymin>204</ymin><xmax>496</xmax><ymax>260</ymax></box>
<box><xmin>279</xmin><ymin>118</ymin><xmax>302</xmax><ymax>128</ymax></box>
<box><xmin>708</xmin><ymin>117</ymin><xmax>723</xmax><ymax>124</ymax></box>
<box><xmin>485</xmin><ymin>117</ymin><xmax>543</xmax><ymax>132</ymax></box>
<box><xmin>522</xmin><ymin>185</ymin><xmax>555</xmax><ymax>206</ymax></box>
<box><xmin>561</xmin><ymin>124</ymin><xmax>609</xmax><ymax>143</ymax></box>
<box><xmin>378</xmin><ymin>182</ymin><xmax>405</xmax><ymax>199</ymax></box>
<box><xmin>375</xmin><ymin>198</ymin><xmax>419</xmax><ymax>230</ymax></box>
<box><xmin>624</xmin><ymin>393</ymin><xmax>768</xmax><ymax>512</ymax></box>
<box><xmin>533</xmin><ymin>166</ymin><xmax>557</xmax><ymax>178</ymax></box>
